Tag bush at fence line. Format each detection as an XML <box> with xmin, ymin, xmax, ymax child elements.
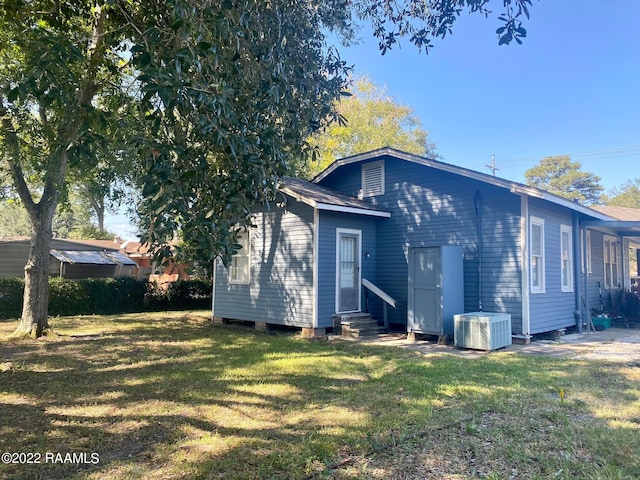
<box><xmin>0</xmin><ymin>277</ymin><xmax>212</xmax><ymax>319</ymax></box>
<box><xmin>49</xmin><ymin>277</ymin><xmax>91</xmax><ymax>316</ymax></box>
<box><xmin>166</xmin><ymin>279</ymin><xmax>212</xmax><ymax>309</ymax></box>
<box><xmin>0</xmin><ymin>277</ymin><xmax>25</xmax><ymax>319</ymax></box>
<box><xmin>78</xmin><ymin>277</ymin><xmax>149</xmax><ymax>314</ymax></box>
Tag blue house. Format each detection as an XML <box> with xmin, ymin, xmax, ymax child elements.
<box><xmin>213</xmin><ymin>148</ymin><xmax>640</xmax><ymax>340</ymax></box>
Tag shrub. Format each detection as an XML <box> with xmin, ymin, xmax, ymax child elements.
<box><xmin>0</xmin><ymin>277</ymin><xmax>25</xmax><ymax>319</ymax></box>
<box><xmin>144</xmin><ymin>279</ymin><xmax>212</xmax><ymax>311</ymax></box>
<box><xmin>166</xmin><ymin>279</ymin><xmax>212</xmax><ymax>309</ymax></box>
<box><xmin>78</xmin><ymin>277</ymin><xmax>149</xmax><ymax>314</ymax></box>
<box><xmin>49</xmin><ymin>277</ymin><xmax>90</xmax><ymax>316</ymax></box>
<box><xmin>0</xmin><ymin>277</ymin><xmax>212</xmax><ymax>319</ymax></box>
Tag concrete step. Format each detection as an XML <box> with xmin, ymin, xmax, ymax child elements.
<box><xmin>333</xmin><ymin>313</ymin><xmax>387</xmax><ymax>337</ymax></box>
<box><xmin>342</xmin><ymin>324</ymin><xmax>388</xmax><ymax>338</ymax></box>
<box><xmin>334</xmin><ymin>312</ymin><xmax>371</xmax><ymax>323</ymax></box>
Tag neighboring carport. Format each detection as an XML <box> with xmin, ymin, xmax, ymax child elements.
<box><xmin>50</xmin><ymin>249</ymin><xmax>137</xmax><ymax>279</ymax></box>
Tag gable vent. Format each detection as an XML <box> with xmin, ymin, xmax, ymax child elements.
<box><xmin>362</xmin><ymin>160</ymin><xmax>385</xmax><ymax>197</ymax></box>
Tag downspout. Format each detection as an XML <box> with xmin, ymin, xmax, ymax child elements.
<box><xmin>211</xmin><ymin>257</ymin><xmax>217</xmax><ymax>320</ymax></box>
<box><xmin>312</xmin><ymin>208</ymin><xmax>319</xmax><ymax>330</ymax></box>
<box><xmin>520</xmin><ymin>194</ymin><xmax>531</xmax><ymax>337</ymax></box>
<box><xmin>473</xmin><ymin>191</ymin><xmax>483</xmax><ymax>312</ymax></box>
<box><xmin>582</xmin><ymin>227</ymin><xmax>590</xmax><ymax>333</ymax></box>
<box><xmin>573</xmin><ymin>213</ymin><xmax>582</xmax><ymax>333</ymax></box>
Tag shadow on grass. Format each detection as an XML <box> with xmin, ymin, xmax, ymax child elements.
<box><xmin>1</xmin><ymin>313</ymin><xmax>639</xmax><ymax>479</ymax></box>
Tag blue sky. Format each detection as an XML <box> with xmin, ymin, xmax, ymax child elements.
<box><xmin>337</xmin><ymin>0</ymin><xmax>640</xmax><ymax>191</ymax></box>
<box><xmin>106</xmin><ymin>0</ymin><xmax>640</xmax><ymax>239</ymax></box>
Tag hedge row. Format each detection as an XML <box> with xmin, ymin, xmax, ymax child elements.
<box><xmin>0</xmin><ymin>277</ymin><xmax>212</xmax><ymax>319</ymax></box>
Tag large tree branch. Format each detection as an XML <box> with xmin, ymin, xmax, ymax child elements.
<box><xmin>77</xmin><ymin>4</ymin><xmax>109</xmax><ymax>106</ymax></box>
<box><xmin>0</xmin><ymin>103</ymin><xmax>38</xmax><ymax>217</ymax></box>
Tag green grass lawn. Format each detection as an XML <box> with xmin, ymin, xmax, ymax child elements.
<box><xmin>1</xmin><ymin>311</ymin><xmax>639</xmax><ymax>479</ymax></box>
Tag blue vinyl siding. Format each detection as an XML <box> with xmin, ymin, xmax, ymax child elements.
<box><xmin>585</xmin><ymin>229</ymin><xmax>606</xmax><ymax>313</ymax></box>
<box><xmin>320</xmin><ymin>156</ymin><xmax>524</xmax><ymax>333</ymax></box>
<box><xmin>317</xmin><ymin>212</ymin><xmax>378</xmax><ymax>329</ymax></box>
<box><xmin>213</xmin><ymin>199</ymin><xmax>315</xmax><ymax>327</ymax></box>
<box><xmin>583</xmin><ymin>228</ymin><xmax>623</xmax><ymax>314</ymax></box>
<box><xmin>528</xmin><ymin>199</ymin><xmax>577</xmax><ymax>334</ymax></box>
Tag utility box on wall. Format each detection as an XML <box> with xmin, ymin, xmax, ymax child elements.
<box><xmin>454</xmin><ymin>312</ymin><xmax>512</xmax><ymax>350</ymax></box>
<box><xmin>407</xmin><ymin>245</ymin><xmax>464</xmax><ymax>336</ymax></box>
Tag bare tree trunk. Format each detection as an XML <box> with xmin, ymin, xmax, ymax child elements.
<box><xmin>14</xmin><ymin>213</ymin><xmax>55</xmax><ymax>337</ymax></box>
<box><xmin>10</xmin><ymin>153</ymin><xmax>66</xmax><ymax>338</ymax></box>
<box><xmin>94</xmin><ymin>195</ymin><xmax>106</xmax><ymax>235</ymax></box>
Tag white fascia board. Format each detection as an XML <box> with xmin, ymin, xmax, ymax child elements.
<box><xmin>316</xmin><ymin>203</ymin><xmax>391</xmax><ymax>218</ymax></box>
<box><xmin>278</xmin><ymin>186</ymin><xmax>316</xmax><ymax>208</ymax></box>
<box><xmin>312</xmin><ymin>209</ymin><xmax>319</xmax><ymax>329</ymax></box>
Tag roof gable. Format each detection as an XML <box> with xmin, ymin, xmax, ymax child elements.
<box><xmin>313</xmin><ymin>147</ymin><xmax>611</xmax><ymax>220</ymax></box>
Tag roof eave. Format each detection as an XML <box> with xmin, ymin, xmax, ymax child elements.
<box><xmin>316</xmin><ymin>203</ymin><xmax>391</xmax><ymax>218</ymax></box>
<box><xmin>278</xmin><ymin>185</ymin><xmax>390</xmax><ymax>218</ymax></box>
<box><xmin>315</xmin><ymin>148</ymin><xmax>614</xmax><ymax>220</ymax></box>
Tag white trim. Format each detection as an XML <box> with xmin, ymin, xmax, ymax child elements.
<box><xmin>335</xmin><ymin>228</ymin><xmax>362</xmax><ymax>314</ymax></box>
<box><xmin>582</xmin><ymin>227</ymin><xmax>591</xmax><ymax>325</ymax></box>
<box><xmin>529</xmin><ymin>216</ymin><xmax>546</xmax><ymax>294</ymax></box>
<box><xmin>520</xmin><ymin>196</ymin><xmax>531</xmax><ymax>336</ymax></box>
<box><xmin>211</xmin><ymin>257</ymin><xmax>218</xmax><ymax>317</ymax></box>
<box><xmin>560</xmin><ymin>224</ymin><xmax>574</xmax><ymax>293</ymax></box>
<box><xmin>315</xmin><ymin>203</ymin><xmax>391</xmax><ymax>217</ymax></box>
<box><xmin>581</xmin><ymin>230</ymin><xmax>592</xmax><ymax>274</ymax></box>
<box><xmin>587</xmin><ymin>229</ymin><xmax>593</xmax><ymax>273</ymax></box>
<box><xmin>312</xmin><ymin>209</ymin><xmax>319</xmax><ymax>329</ymax></box>
<box><xmin>603</xmin><ymin>234</ymin><xmax>619</xmax><ymax>289</ymax></box>
<box><xmin>229</xmin><ymin>229</ymin><xmax>251</xmax><ymax>284</ymax></box>
<box><xmin>361</xmin><ymin>278</ymin><xmax>396</xmax><ymax>308</ymax></box>
<box><xmin>278</xmin><ymin>186</ymin><xmax>390</xmax><ymax>218</ymax></box>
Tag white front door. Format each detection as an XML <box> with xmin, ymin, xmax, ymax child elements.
<box><xmin>337</xmin><ymin>229</ymin><xmax>361</xmax><ymax>313</ymax></box>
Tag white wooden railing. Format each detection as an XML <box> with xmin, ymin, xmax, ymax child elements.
<box><xmin>362</xmin><ymin>278</ymin><xmax>396</xmax><ymax>329</ymax></box>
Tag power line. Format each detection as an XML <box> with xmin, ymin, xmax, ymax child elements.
<box><xmin>472</xmin><ymin>144</ymin><xmax>640</xmax><ymax>172</ymax></box>
<box><xmin>506</xmin><ymin>145</ymin><xmax>640</xmax><ymax>167</ymax></box>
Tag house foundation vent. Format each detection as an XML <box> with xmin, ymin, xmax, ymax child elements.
<box><xmin>454</xmin><ymin>312</ymin><xmax>512</xmax><ymax>350</ymax></box>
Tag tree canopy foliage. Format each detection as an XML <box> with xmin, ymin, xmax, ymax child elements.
<box><xmin>524</xmin><ymin>156</ymin><xmax>604</xmax><ymax>205</ymax></box>
<box><xmin>301</xmin><ymin>77</ymin><xmax>438</xmax><ymax>178</ymax></box>
<box><xmin>0</xmin><ymin>0</ymin><xmax>535</xmax><ymax>336</ymax></box>
<box><xmin>605</xmin><ymin>179</ymin><xmax>640</xmax><ymax>209</ymax></box>
<box><xmin>0</xmin><ymin>200</ymin><xmax>31</xmax><ymax>237</ymax></box>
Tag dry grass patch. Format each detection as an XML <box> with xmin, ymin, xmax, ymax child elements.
<box><xmin>1</xmin><ymin>312</ymin><xmax>639</xmax><ymax>479</ymax></box>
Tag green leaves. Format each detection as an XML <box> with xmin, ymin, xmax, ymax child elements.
<box><xmin>303</xmin><ymin>77</ymin><xmax>438</xmax><ymax>178</ymax></box>
<box><xmin>127</xmin><ymin>0</ymin><xmax>353</xmax><ymax>261</ymax></box>
<box><xmin>525</xmin><ymin>156</ymin><xmax>604</xmax><ymax>206</ymax></box>
<box><xmin>1</xmin><ymin>0</ymin><xmax>538</xmax><ymax>273</ymax></box>
<box><xmin>354</xmin><ymin>0</ymin><xmax>535</xmax><ymax>54</ymax></box>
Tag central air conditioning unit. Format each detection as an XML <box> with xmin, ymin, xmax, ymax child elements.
<box><xmin>453</xmin><ymin>312</ymin><xmax>512</xmax><ymax>351</ymax></box>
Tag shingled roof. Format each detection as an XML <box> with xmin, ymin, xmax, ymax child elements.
<box><xmin>278</xmin><ymin>176</ymin><xmax>390</xmax><ymax>218</ymax></box>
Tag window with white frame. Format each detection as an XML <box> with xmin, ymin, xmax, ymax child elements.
<box><xmin>230</xmin><ymin>230</ymin><xmax>250</xmax><ymax>284</ymax></box>
<box><xmin>561</xmin><ymin>225</ymin><xmax>573</xmax><ymax>292</ymax></box>
<box><xmin>530</xmin><ymin>216</ymin><xmax>545</xmax><ymax>293</ymax></box>
<box><xmin>603</xmin><ymin>235</ymin><xmax>618</xmax><ymax>289</ymax></box>
<box><xmin>361</xmin><ymin>160</ymin><xmax>385</xmax><ymax>197</ymax></box>
<box><xmin>581</xmin><ymin>230</ymin><xmax>592</xmax><ymax>274</ymax></box>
